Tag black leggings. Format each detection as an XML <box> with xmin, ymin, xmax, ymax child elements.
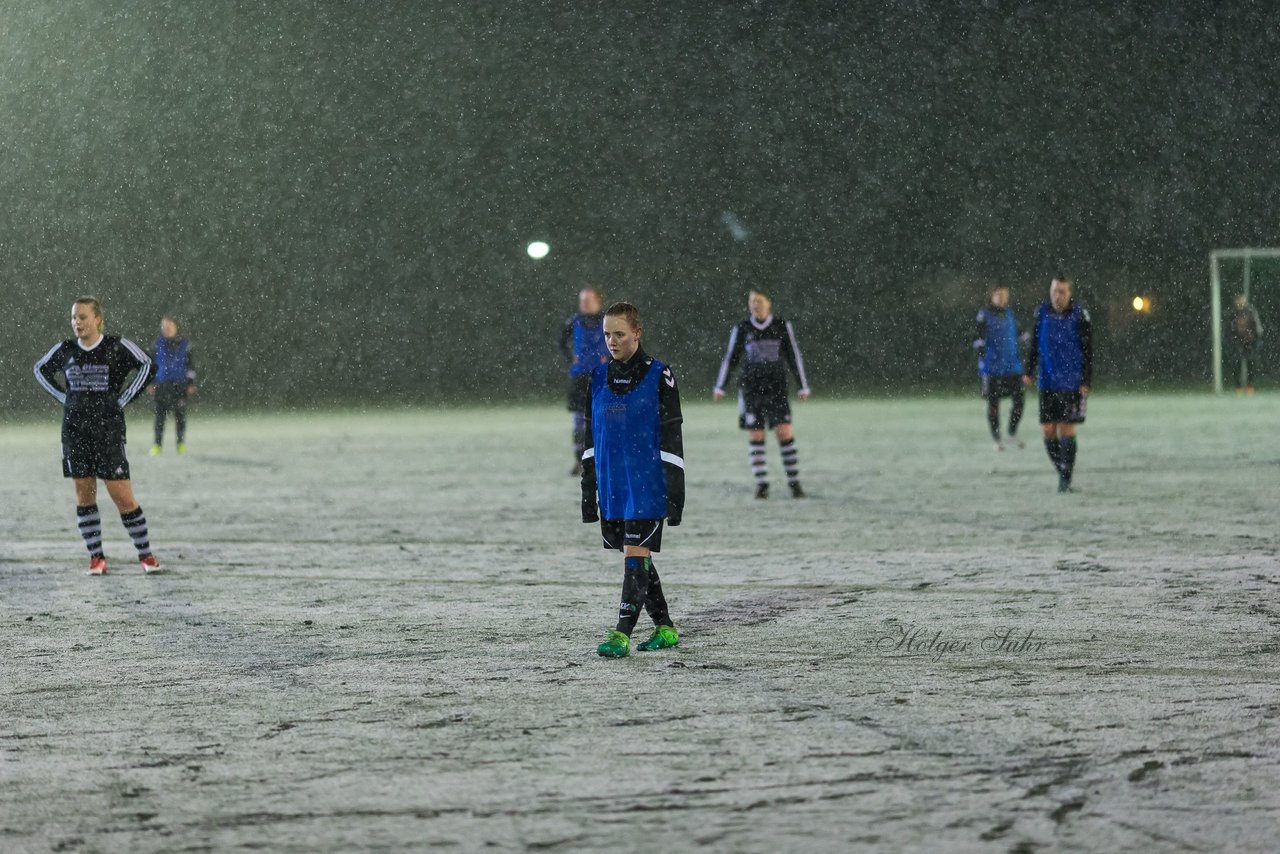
<box><xmin>154</xmin><ymin>383</ymin><xmax>188</xmax><ymax>444</ymax></box>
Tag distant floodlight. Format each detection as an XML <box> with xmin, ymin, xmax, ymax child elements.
<box><xmin>527</xmin><ymin>241</ymin><xmax>550</xmax><ymax>260</ymax></box>
<box><xmin>1132</xmin><ymin>296</ymin><xmax>1144</xmax><ymax>311</ymax></box>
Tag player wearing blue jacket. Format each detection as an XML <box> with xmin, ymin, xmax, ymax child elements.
<box><xmin>973</xmin><ymin>286</ymin><xmax>1026</xmax><ymax>450</ymax></box>
<box><xmin>559</xmin><ymin>286</ymin><xmax>609</xmax><ymax>474</ymax></box>
<box><xmin>1023</xmin><ymin>277</ymin><xmax>1093</xmax><ymax>493</ymax></box>
<box><xmin>148</xmin><ymin>316</ymin><xmax>196</xmax><ymax>456</ymax></box>
<box><xmin>580</xmin><ymin>302</ymin><xmax>685</xmax><ymax>658</ymax></box>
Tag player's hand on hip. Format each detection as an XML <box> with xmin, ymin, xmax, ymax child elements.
<box><xmin>1022</xmin><ymin>375</ymin><xmax>1033</xmax><ymax>386</ymax></box>
<box><xmin>1079</xmin><ymin>385</ymin><xmax>1089</xmax><ymax>395</ymax></box>
<box><xmin>188</xmin><ymin>385</ymin><xmax>197</xmax><ymax>396</ymax></box>
<box><xmin>712</xmin><ymin>388</ymin><xmax>725</xmax><ymax>401</ymax></box>
<box><xmin>146</xmin><ymin>384</ymin><xmax>156</xmax><ymax>395</ymax></box>
<box><xmin>798</xmin><ymin>389</ymin><xmax>811</xmax><ymax>401</ymax></box>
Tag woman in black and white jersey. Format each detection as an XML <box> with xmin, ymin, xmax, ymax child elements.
<box><xmin>34</xmin><ymin>297</ymin><xmax>161</xmax><ymax>575</ymax></box>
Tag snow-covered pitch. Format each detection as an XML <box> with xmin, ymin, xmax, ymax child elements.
<box><xmin>2</xmin><ymin>395</ymin><xmax>1276</xmax><ymax>852</ymax></box>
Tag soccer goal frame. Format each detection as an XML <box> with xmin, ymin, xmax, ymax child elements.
<box><xmin>1210</xmin><ymin>247</ymin><xmax>1280</xmax><ymax>393</ymax></box>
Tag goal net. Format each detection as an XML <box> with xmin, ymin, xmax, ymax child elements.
<box><xmin>1210</xmin><ymin>248</ymin><xmax>1278</xmax><ymax>392</ymax></box>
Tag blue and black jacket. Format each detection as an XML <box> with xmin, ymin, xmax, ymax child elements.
<box><xmin>1026</xmin><ymin>300</ymin><xmax>1092</xmax><ymax>391</ymax></box>
<box><xmin>559</xmin><ymin>312</ymin><xmax>609</xmax><ymax>378</ymax></box>
<box><xmin>151</xmin><ymin>336</ymin><xmax>196</xmax><ymax>386</ymax></box>
<box><xmin>973</xmin><ymin>303</ymin><xmax>1024</xmax><ymax>377</ymax></box>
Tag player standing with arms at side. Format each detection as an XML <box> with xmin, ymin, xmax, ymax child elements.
<box><xmin>1227</xmin><ymin>293</ymin><xmax>1263</xmax><ymax>394</ymax></box>
<box><xmin>713</xmin><ymin>288</ymin><xmax>811</xmax><ymax>499</ymax></box>
<box><xmin>973</xmin><ymin>285</ymin><xmax>1027</xmax><ymax>450</ymax></box>
<box><xmin>580</xmin><ymin>302</ymin><xmax>684</xmax><ymax>658</ymax></box>
<box><xmin>148</xmin><ymin>315</ymin><xmax>197</xmax><ymax>456</ymax></box>
<box><xmin>1023</xmin><ymin>277</ymin><xmax>1092</xmax><ymax>493</ymax></box>
<box><xmin>559</xmin><ymin>286</ymin><xmax>609</xmax><ymax>474</ymax></box>
<box><xmin>34</xmin><ymin>298</ymin><xmax>161</xmax><ymax>575</ymax></box>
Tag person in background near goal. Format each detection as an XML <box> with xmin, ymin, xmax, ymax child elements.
<box><xmin>33</xmin><ymin>297</ymin><xmax>162</xmax><ymax>575</ymax></box>
<box><xmin>148</xmin><ymin>315</ymin><xmax>196</xmax><ymax>456</ymax></box>
<box><xmin>974</xmin><ymin>285</ymin><xmax>1028</xmax><ymax>451</ymax></box>
<box><xmin>580</xmin><ymin>302</ymin><xmax>684</xmax><ymax>658</ymax></box>
<box><xmin>713</xmin><ymin>288</ymin><xmax>811</xmax><ymax>499</ymax></box>
<box><xmin>1023</xmin><ymin>277</ymin><xmax>1092</xmax><ymax>494</ymax></box>
<box><xmin>559</xmin><ymin>285</ymin><xmax>609</xmax><ymax>474</ymax></box>
<box><xmin>1227</xmin><ymin>294</ymin><xmax>1263</xmax><ymax>395</ymax></box>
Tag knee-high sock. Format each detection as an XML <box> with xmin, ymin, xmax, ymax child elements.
<box><xmin>120</xmin><ymin>507</ymin><xmax>152</xmax><ymax>559</ymax></box>
<box><xmin>1043</xmin><ymin>438</ymin><xmax>1063</xmax><ymax>472</ymax></box>
<box><xmin>77</xmin><ymin>505</ymin><xmax>104</xmax><ymax>559</ymax></box>
<box><xmin>748</xmin><ymin>439</ymin><xmax>767</xmax><ymax>486</ymax></box>
<box><xmin>780</xmin><ymin>438</ymin><xmax>800</xmax><ymax>485</ymax></box>
<box><xmin>1009</xmin><ymin>391</ymin><xmax>1024</xmax><ymax>435</ymax></box>
<box><xmin>986</xmin><ymin>401</ymin><xmax>1000</xmax><ymax>439</ymax></box>
<box><xmin>616</xmin><ymin>556</ymin><xmax>650</xmax><ymax>636</ymax></box>
<box><xmin>1058</xmin><ymin>436</ymin><xmax>1077</xmax><ymax>478</ymax></box>
<box><xmin>644</xmin><ymin>560</ymin><xmax>672</xmax><ymax>628</ymax></box>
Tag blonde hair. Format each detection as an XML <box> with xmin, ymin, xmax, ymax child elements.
<box><xmin>73</xmin><ymin>296</ymin><xmax>105</xmax><ymax>333</ymax></box>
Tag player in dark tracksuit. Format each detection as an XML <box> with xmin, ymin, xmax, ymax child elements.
<box><xmin>1227</xmin><ymin>294</ymin><xmax>1263</xmax><ymax>393</ymax></box>
<box><xmin>148</xmin><ymin>316</ymin><xmax>196</xmax><ymax>455</ymax></box>
<box><xmin>1024</xmin><ymin>277</ymin><xmax>1092</xmax><ymax>493</ymax></box>
<box><xmin>560</xmin><ymin>286</ymin><xmax>609</xmax><ymax>474</ymax></box>
<box><xmin>713</xmin><ymin>289</ymin><xmax>811</xmax><ymax>499</ymax></box>
<box><xmin>973</xmin><ymin>286</ymin><xmax>1027</xmax><ymax>450</ymax></box>
<box><xmin>581</xmin><ymin>302</ymin><xmax>684</xmax><ymax>658</ymax></box>
<box><xmin>33</xmin><ymin>297</ymin><xmax>162</xmax><ymax>575</ymax></box>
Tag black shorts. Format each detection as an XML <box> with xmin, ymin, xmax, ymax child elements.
<box><xmin>601</xmin><ymin>518</ymin><xmax>664</xmax><ymax>553</ymax></box>
<box><xmin>738</xmin><ymin>389</ymin><xmax>792</xmax><ymax>430</ymax></box>
<box><xmin>981</xmin><ymin>374</ymin><xmax>1023</xmax><ymax>400</ymax></box>
<box><xmin>62</xmin><ymin>418</ymin><xmax>130</xmax><ymax>480</ymax></box>
<box><xmin>154</xmin><ymin>381</ymin><xmax>189</xmax><ymax>412</ymax></box>
<box><xmin>567</xmin><ymin>374</ymin><xmax>591</xmax><ymax>413</ymax></box>
<box><xmin>1039</xmin><ymin>390</ymin><xmax>1087</xmax><ymax>424</ymax></box>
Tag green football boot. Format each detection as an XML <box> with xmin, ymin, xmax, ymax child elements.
<box><xmin>636</xmin><ymin>624</ymin><xmax>679</xmax><ymax>652</ymax></box>
<box><xmin>596</xmin><ymin>629</ymin><xmax>631</xmax><ymax>658</ymax></box>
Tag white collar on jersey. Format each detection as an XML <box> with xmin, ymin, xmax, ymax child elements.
<box><xmin>77</xmin><ymin>335</ymin><xmax>105</xmax><ymax>352</ymax></box>
<box><xmin>750</xmin><ymin>313</ymin><xmax>774</xmax><ymax>331</ymax></box>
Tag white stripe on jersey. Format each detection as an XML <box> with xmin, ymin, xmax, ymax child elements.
<box><xmin>117</xmin><ymin>337</ymin><xmax>152</xmax><ymax>408</ymax></box>
<box><xmin>660</xmin><ymin>451</ymin><xmax>684</xmax><ymax>469</ymax></box>
<box><xmin>713</xmin><ymin>324</ymin><xmax>740</xmax><ymax>392</ymax></box>
<box><xmin>785</xmin><ymin>320</ymin><xmax>811</xmax><ymax>393</ymax></box>
<box><xmin>33</xmin><ymin>343</ymin><xmax>67</xmax><ymax>405</ymax></box>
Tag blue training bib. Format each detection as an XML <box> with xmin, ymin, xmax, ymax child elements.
<box><xmin>591</xmin><ymin>359</ymin><xmax>667</xmax><ymax>520</ymax></box>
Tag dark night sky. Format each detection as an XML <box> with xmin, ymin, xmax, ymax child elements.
<box><xmin>3</xmin><ymin>1</ymin><xmax>1278</xmax><ymax>409</ymax></box>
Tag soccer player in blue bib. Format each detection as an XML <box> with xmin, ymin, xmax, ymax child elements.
<box><xmin>580</xmin><ymin>302</ymin><xmax>685</xmax><ymax>658</ymax></box>
<box><xmin>973</xmin><ymin>286</ymin><xmax>1026</xmax><ymax>450</ymax></box>
<box><xmin>148</xmin><ymin>315</ymin><xmax>196</xmax><ymax>456</ymax></box>
<box><xmin>1024</xmin><ymin>277</ymin><xmax>1093</xmax><ymax>493</ymax></box>
<box><xmin>559</xmin><ymin>286</ymin><xmax>609</xmax><ymax>474</ymax></box>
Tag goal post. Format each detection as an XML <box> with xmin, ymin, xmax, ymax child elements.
<box><xmin>1210</xmin><ymin>247</ymin><xmax>1280</xmax><ymax>393</ymax></box>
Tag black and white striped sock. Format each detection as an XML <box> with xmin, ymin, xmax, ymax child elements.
<box><xmin>120</xmin><ymin>507</ymin><xmax>152</xmax><ymax>559</ymax></box>
<box><xmin>780</xmin><ymin>438</ymin><xmax>800</xmax><ymax>486</ymax></box>
<box><xmin>748</xmin><ymin>439</ymin><xmax>768</xmax><ymax>486</ymax></box>
<box><xmin>76</xmin><ymin>505</ymin><xmax>104</xmax><ymax>559</ymax></box>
